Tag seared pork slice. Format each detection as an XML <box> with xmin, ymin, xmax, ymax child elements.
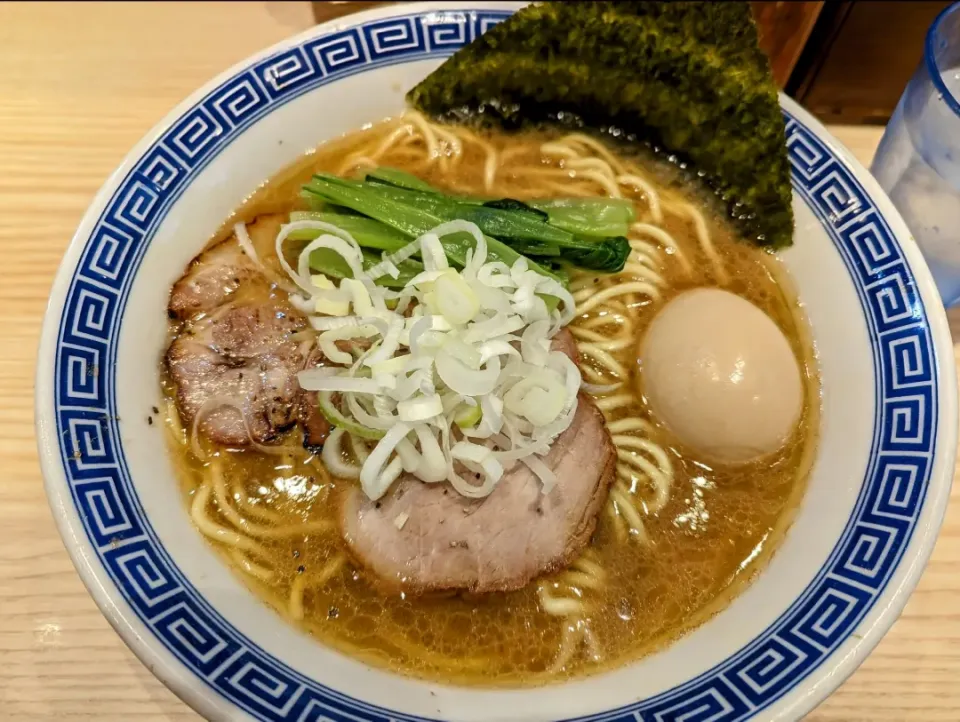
<box><xmin>340</xmin><ymin>392</ymin><xmax>615</xmax><ymax>593</ymax></box>
<box><xmin>298</xmin><ymin>390</ymin><xmax>331</xmax><ymax>450</ymax></box>
<box><xmin>166</xmin><ymin>302</ymin><xmax>307</xmax><ymax>445</ymax></box>
<box><xmin>339</xmin><ymin>328</ymin><xmax>608</xmax><ymax>593</ymax></box>
<box><xmin>168</xmin><ymin>215</ymin><xmax>284</xmax><ymax>320</ymax></box>
<box><xmin>297</xmin><ymin>348</ymin><xmax>331</xmax><ymax>450</ymax></box>
<box><xmin>166</xmin><ymin>213</ymin><xmax>317</xmax><ymax>446</ymax></box>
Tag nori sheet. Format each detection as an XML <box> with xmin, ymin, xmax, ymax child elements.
<box><xmin>407</xmin><ymin>1</ymin><xmax>794</xmax><ymax>249</ymax></box>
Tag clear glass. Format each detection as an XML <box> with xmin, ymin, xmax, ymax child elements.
<box><xmin>872</xmin><ymin>2</ymin><xmax>960</xmax><ymax>306</ymax></box>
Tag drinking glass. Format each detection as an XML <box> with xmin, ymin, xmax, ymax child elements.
<box><xmin>871</xmin><ymin>2</ymin><xmax>960</xmax><ymax>306</ymax></box>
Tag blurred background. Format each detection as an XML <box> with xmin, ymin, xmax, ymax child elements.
<box><xmin>750</xmin><ymin>1</ymin><xmax>950</xmax><ymax>124</ymax></box>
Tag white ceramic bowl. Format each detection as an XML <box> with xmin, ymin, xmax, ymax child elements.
<box><xmin>36</xmin><ymin>3</ymin><xmax>958</xmax><ymax>720</ymax></box>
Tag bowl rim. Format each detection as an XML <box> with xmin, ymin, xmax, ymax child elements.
<box><xmin>34</xmin><ymin>3</ymin><xmax>958</xmax><ymax>721</ymax></box>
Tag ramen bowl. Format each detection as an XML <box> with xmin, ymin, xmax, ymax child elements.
<box><xmin>35</xmin><ymin>3</ymin><xmax>957</xmax><ymax>720</ymax></box>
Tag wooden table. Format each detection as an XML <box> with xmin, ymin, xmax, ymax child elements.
<box><xmin>1</xmin><ymin>3</ymin><xmax>957</xmax><ymax>720</ymax></box>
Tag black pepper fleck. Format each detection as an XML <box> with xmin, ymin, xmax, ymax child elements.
<box><xmin>147</xmin><ymin>417</ymin><xmax>153</xmax><ymax>425</ymax></box>
<box><xmin>297</xmin><ymin>565</ymin><xmax>305</xmax><ymax>574</ymax></box>
<box><xmin>151</xmin><ymin>406</ymin><xmax>160</xmax><ymax>415</ymax></box>
<box><xmin>328</xmin><ymin>606</ymin><xmax>339</xmax><ymax>619</ymax></box>
<box><xmin>293</xmin><ymin>550</ymin><xmax>300</xmax><ymax>559</ymax></box>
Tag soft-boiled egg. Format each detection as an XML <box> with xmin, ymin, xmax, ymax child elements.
<box><xmin>638</xmin><ymin>288</ymin><xmax>803</xmax><ymax>465</ymax></box>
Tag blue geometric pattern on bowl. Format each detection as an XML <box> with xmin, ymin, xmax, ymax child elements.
<box><xmin>50</xmin><ymin>9</ymin><xmax>938</xmax><ymax>721</ymax></box>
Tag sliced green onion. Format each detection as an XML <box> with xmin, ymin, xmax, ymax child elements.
<box><xmin>316</xmin><ymin>391</ymin><xmax>385</xmax><ymax>440</ymax></box>
<box><xmin>454</xmin><ymin>402</ymin><xmax>482</xmax><ymax>428</ymax></box>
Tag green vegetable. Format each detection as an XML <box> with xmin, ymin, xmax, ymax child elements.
<box><xmin>482</xmin><ymin>198</ymin><xmax>550</xmax><ymax>223</ymax></box>
<box><xmin>290</xmin><ymin>211</ymin><xmax>411</xmax><ymax>252</ymax></box>
<box><xmin>529</xmin><ymin>198</ymin><xmax>635</xmax><ymax>238</ymax></box>
<box><xmin>359</xmin><ymin>172</ymin><xmax>634</xmax><ymax>237</ymax></box>
<box><xmin>366</xmin><ymin>166</ymin><xmax>441</xmax><ymax>193</ymax></box>
<box><xmin>513</xmin><ymin>241</ymin><xmax>561</xmax><ymax>257</ymax></box>
<box><xmin>316</xmin><ymin>391</ymin><xmax>385</xmax><ymax>440</ymax></box>
<box><xmin>406</xmin><ymin>1</ymin><xmax>794</xmax><ymax>249</ymax></box>
<box><xmin>359</xmin><ymin>168</ymin><xmax>634</xmax><ymax>243</ymax></box>
<box><xmin>289</xmin><ymin>210</ymin><xmax>422</xmax><ymax>288</ymax></box>
<box><xmin>301</xmin><ymin>174</ymin><xmax>566</xmax><ymax>282</ymax></box>
<box><xmin>454</xmin><ymin>403</ymin><xmax>482</xmax><ymax>429</ymax></box>
<box><xmin>304</xmin><ymin>175</ymin><xmax>459</xmax><ymax>243</ymax></box>
<box><xmin>366</xmin><ymin>168</ymin><xmax>493</xmax><ymax>206</ymax></box>
<box><xmin>309</xmin><ymin>247</ymin><xmax>422</xmax><ymax>289</ymax></box>
<box><xmin>564</xmin><ymin>236</ymin><xmax>631</xmax><ymax>271</ymax></box>
<box><xmin>320</xmin><ymin>180</ymin><xmax>571</xmax><ymax>245</ymax></box>
<box><xmin>304</xmin><ymin>173</ymin><xmax>631</xmax><ymax>272</ymax></box>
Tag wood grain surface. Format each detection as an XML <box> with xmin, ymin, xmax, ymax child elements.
<box><xmin>1</xmin><ymin>3</ymin><xmax>957</xmax><ymax>720</ymax></box>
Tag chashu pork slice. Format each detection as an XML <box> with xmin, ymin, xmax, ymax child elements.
<box><xmin>165</xmin><ymin>214</ymin><xmax>328</xmax><ymax>447</ymax></box>
<box><xmin>168</xmin><ymin>214</ymin><xmax>283</xmax><ymax>320</ymax></box>
<box><xmin>340</xmin><ymin>393</ymin><xmax>615</xmax><ymax>593</ymax></box>
<box><xmin>340</xmin><ymin>330</ymin><xmax>616</xmax><ymax>593</ymax></box>
<box><xmin>166</xmin><ymin>301</ymin><xmax>307</xmax><ymax>445</ymax></box>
